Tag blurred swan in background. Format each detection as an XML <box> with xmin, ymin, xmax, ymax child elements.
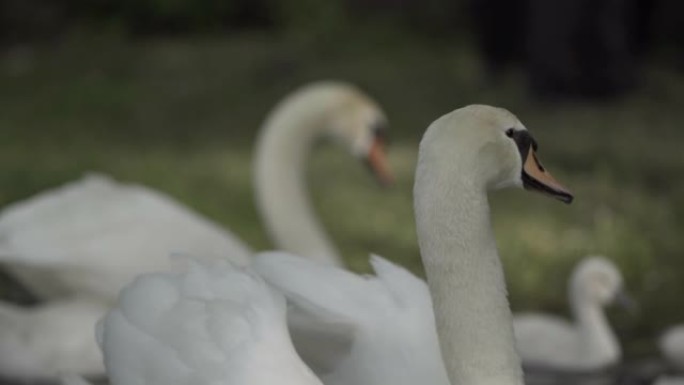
<box><xmin>94</xmin><ymin>105</ymin><xmax>572</xmax><ymax>385</ymax></box>
<box><xmin>653</xmin><ymin>325</ymin><xmax>684</xmax><ymax>385</ymax></box>
<box><xmin>0</xmin><ymin>81</ymin><xmax>392</xmax><ymax>381</ymax></box>
<box><xmin>513</xmin><ymin>256</ymin><xmax>632</xmax><ymax>372</ymax></box>
<box><xmin>661</xmin><ymin>325</ymin><xmax>684</xmax><ymax>372</ymax></box>
<box><xmin>255</xmin><ymin>81</ymin><xmax>392</xmax><ymax>266</ymax></box>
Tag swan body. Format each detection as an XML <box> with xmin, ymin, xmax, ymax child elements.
<box><xmin>255</xmin><ymin>82</ymin><xmax>391</xmax><ymax>265</ymax></box>
<box><xmin>97</xmin><ymin>104</ymin><xmax>572</xmax><ymax>385</ymax></box>
<box><xmin>661</xmin><ymin>326</ymin><xmax>684</xmax><ymax>371</ymax></box>
<box><xmin>97</xmin><ymin>259</ymin><xmax>323</xmax><ymax>385</ymax></box>
<box><xmin>513</xmin><ymin>257</ymin><xmax>627</xmax><ymax>371</ymax></box>
<box><xmin>0</xmin><ymin>81</ymin><xmax>390</xmax><ymax>380</ymax></box>
<box><xmin>0</xmin><ymin>298</ymin><xmax>107</xmax><ymax>379</ymax></box>
<box><xmin>0</xmin><ymin>173</ymin><xmax>251</xmax><ymax>300</ymax></box>
<box><xmin>252</xmin><ymin>251</ymin><xmax>450</xmax><ymax>385</ymax></box>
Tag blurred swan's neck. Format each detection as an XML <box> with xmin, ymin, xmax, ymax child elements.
<box><xmin>254</xmin><ymin>99</ymin><xmax>342</xmax><ymax>266</ymax></box>
<box><xmin>415</xmin><ymin>164</ymin><xmax>523</xmax><ymax>385</ymax></box>
<box><xmin>571</xmin><ymin>295</ymin><xmax>620</xmax><ymax>366</ymax></box>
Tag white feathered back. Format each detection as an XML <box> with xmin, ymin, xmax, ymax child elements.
<box><xmin>98</xmin><ymin>259</ymin><xmax>321</xmax><ymax>385</ymax></box>
<box><xmin>252</xmin><ymin>251</ymin><xmax>449</xmax><ymax>385</ymax></box>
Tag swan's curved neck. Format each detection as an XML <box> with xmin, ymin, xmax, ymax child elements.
<box><xmin>415</xmin><ymin>167</ymin><xmax>523</xmax><ymax>385</ymax></box>
<box><xmin>571</xmin><ymin>295</ymin><xmax>620</xmax><ymax>365</ymax></box>
<box><xmin>254</xmin><ymin>105</ymin><xmax>342</xmax><ymax>266</ymax></box>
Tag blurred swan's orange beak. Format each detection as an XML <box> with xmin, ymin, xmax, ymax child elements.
<box><xmin>522</xmin><ymin>147</ymin><xmax>573</xmax><ymax>204</ymax></box>
<box><xmin>365</xmin><ymin>137</ymin><xmax>395</xmax><ymax>187</ymax></box>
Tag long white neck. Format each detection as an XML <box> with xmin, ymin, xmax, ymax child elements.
<box><xmin>414</xmin><ymin>160</ymin><xmax>523</xmax><ymax>385</ymax></box>
<box><xmin>571</xmin><ymin>294</ymin><xmax>621</xmax><ymax>366</ymax></box>
<box><xmin>254</xmin><ymin>101</ymin><xmax>342</xmax><ymax>266</ymax></box>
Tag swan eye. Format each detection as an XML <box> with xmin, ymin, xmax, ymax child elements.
<box><xmin>372</xmin><ymin>120</ymin><xmax>389</xmax><ymax>143</ymax></box>
<box><xmin>505</xmin><ymin>128</ymin><xmax>515</xmax><ymax>138</ymax></box>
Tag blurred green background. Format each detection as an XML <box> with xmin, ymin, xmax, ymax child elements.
<box><xmin>1</xmin><ymin>0</ymin><xmax>683</xmax><ymax>359</ymax></box>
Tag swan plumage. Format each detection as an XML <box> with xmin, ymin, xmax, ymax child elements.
<box><xmin>254</xmin><ymin>81</ymin><xmax>390</xmax><ymax>265</ymax></box>
<box><xmin>0</xmin><ymin>81</ymin><xmax>390</xmax><ymax>380</ymax></box>
<box><xmin>252</xmin><ymin>251</ymin><xmax>449</xmax><ymax>385</ymax></box>
<box><xmin>661</xmin><ymin>325</ymin><xmax>684</xmax><ymax>371</ymax></box>
<box><xmin>97</xmin><ymin>259</ymin><xmax>322</xmax><ymax>385</ymax></box>
<box><xmin>513</xmin><ymin>256</ymin><xmax>627</xmax><ymax>371</ymax></box>
<box><xmin>0</xmin><ymin>173</ymin><xmax>250</xmax><ymax>300</ymax></box>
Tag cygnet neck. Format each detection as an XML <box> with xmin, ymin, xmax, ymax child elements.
<box><xmin>414</xmin><ymin>154</ymin><xmax>523</xmax><ymax>385</ymax></box>
<box><xmin>570</xmin><ymin>290</ymin><xmax>621</xmax><ymax>366</ymax></box>
<box><xmin>254</xmin><ymin>94</ymin><xmax>342</xmax><ymax>266</ymax></box>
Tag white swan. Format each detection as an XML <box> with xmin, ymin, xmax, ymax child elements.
<box><xmin>255</xmin><ymin>82</ymin><xmax>392</xmax><ymax>265</ymax></box>
<box><xmin>513</xmin><ymin>256</ymin><xmax>631</xmax><ymax>371</ymax></box>
<box><xmin>0</xmin><ymin>81</ymin><xmax>391</xmax><ymax>380</ymax></box>
<box><xmin>661</xmin><ymin>326</ymin><xmax>684</xmax><ymax>371</ymax></box>
<box><xmin>98</xmin><ymin>259</ymin><xmax>323</xmax><ymax>385</ymax></box>
<box><xmin>97</xmin><ymin>105</ymin><xmax>573</xmax><ymax>385</ymax></box>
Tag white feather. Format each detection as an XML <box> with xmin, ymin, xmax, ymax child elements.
<box><xmin>99</xmin><ymin>260</ymin><xmax>322</xmax><ymax>385</ymax></box>
<box><xmin>252</xmin><ymin>251</ymin><xmax>449</xmax><ymax>385</ymax></box>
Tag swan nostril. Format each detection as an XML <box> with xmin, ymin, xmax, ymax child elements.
<box><xmin>533</xmin><ymin>154</ymin><xmax>546</xmax><ymax>172</ymax></box>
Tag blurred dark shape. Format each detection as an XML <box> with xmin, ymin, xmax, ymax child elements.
<box><xmin>472</xmin><ymin>0</ymin><xmax>684</xmax><ymax>101</ymax></box>
<box><xmin>650</xmin><ymin>0</ymin><xmax>684</xmax><ymax>70</ymax></box>
<box><xmin>1</xmin><ymin>0</ymin><xmax>683</xmax><ymax>89</ymax></box>
<box><xmin>527</xmin><ymin>0</ymin><xmax>636</xmax><ymax>101</ymax></box>
<box><xmin>471</xmin><ymin>0</ymin><xmax>526</xmax><ymax>80</ymax></box>
<box><xmin>0</xmin><ymin>270</ymin><xmax>38</xmax><ymax>306</ymax></box>
<box><xmin>0</xmin><ymin>0</ymin><xmax>67</xmax><ymax>43</ymax></box>
<box><xmin>0</xmin><ymin>0</ymin><xmax>467</xmax><ymax>45</ymax></box>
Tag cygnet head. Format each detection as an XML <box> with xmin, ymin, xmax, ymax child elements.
<box><xmin>570</xmin><ymin>256</ymin><xmax>629</xmax><ymax>307</ymax></box>
<box><xmin>416</xmin><ymin>105</ymin><xmax>573</xmax><ymax>201</ymax></box>
<box><xmin>268</xmin><ymin>81</ymin><xmax>393</xmax><ymax>185</ymax></box>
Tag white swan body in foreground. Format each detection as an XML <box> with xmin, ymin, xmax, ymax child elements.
<box><xmin>0</xmin><ymin>81</ymin><xmax>391</xmax><ymax>380</ymax></box>
<box><xmin>98</xmin><ymin>260</ymin><xmax>323</xmax><ymax>385</ymax></box>
<box><xmin>96</xmin><ymin>105</ymin><xmax>573</xmax><ymax>385</ymax></box>
<box><xmin>252</xmin><ymin>252</ymin><xmax>450</xmax><ymax>385</ymax></box>
<box><xmin>513</xmin><ymin>256</ymin><xmax>630</xmax><ymax>371</ymax></box>
<box><xmin>661</xmin><ymin>326</ymin><xmax>684</xmax><ymax>371</ymax></box>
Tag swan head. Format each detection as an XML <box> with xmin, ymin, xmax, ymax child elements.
<box><xmin>319</xmin><ymin>83</ymin><xmax>393</xmax><ymax>186</ymax></box>
<box><xmin>570</xmin><ymin>256</ymin><xmax>633</xmax><ymax>308</ymax></box>
<box><xmin>418</xmin><ymin>105</ymin><xmax>573</xmax><ymax>202</ymax></box>
<box><xmin>275</xmin><ymin>81</ymin><xmax>393</xmax><ymax>186</ymax></box>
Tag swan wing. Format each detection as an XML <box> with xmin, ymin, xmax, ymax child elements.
<box><xmin>98</xmin><ymin>259</ymin><xmax>322</xmax><ymax>385</ymax></box>
<box><xmin>661</xmin><ymin>326</ymin><xmax>684</xmax><ymax>370</ymax></box>
<box><xmin>252</xmin><ymin>252</ymin><xmax>449</xmax><ymax>385</ymax></box>
<box><xmin>252</xmin><ymin>252</ymin><xmax>361</xmax><ymax>374</ymax></box>
<box><xmin>0</xmin><ymin>174</ymin><xmax>251</xmax><ymax>298</ymax></box>
<box><xmin>60</xmin><ymin>375</ymin><xmax>94</xmax><ymax>385</ymax></box>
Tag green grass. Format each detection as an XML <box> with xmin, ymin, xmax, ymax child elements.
<box><xmin>1</xmin><ymin>30</ymin><xmax>683</xmax><ymax>358</ymax></box>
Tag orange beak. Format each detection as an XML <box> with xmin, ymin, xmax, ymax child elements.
<box><xmin>366</xmin><ymin>137</ymin><xmax>395</xmax><ymax>187</ymax></box>
<box><xmin>522</xmin><ymin>147</ymin><xmax>573</xmax><ymax>203</ymax></box>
